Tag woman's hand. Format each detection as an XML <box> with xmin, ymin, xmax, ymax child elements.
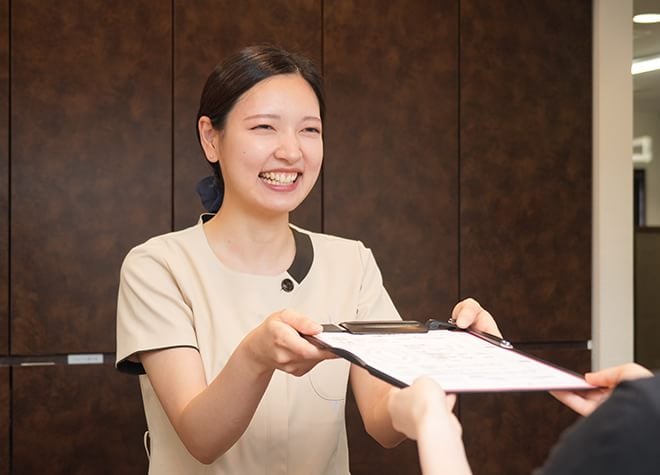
<box><xmin>242</xmin><ymin>308</ymin><xmax>337</xmax><ymax>377</ymax></box>
<box><xmin>551</xmin><ymin>363</ymin><xmax>653</xmax><ymax>416</ymax></box>
<box><xmin>451</xmin><ymin>298</ymin><xmax>502</xmax><ymax>337</ymax></box>
<box><xmin>141</xmin><ymin>309</ymin><xmax>335</xmax><ymax>464</ymax></box>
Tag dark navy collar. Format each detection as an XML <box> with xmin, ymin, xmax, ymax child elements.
<box><xmin>200</xmin><ymin>214</ymin><xmax>313</xmax><ymax>284</ymax></box>
<box><xmin>288</xmin><ymin>228</ymin><xmax>313</xmax><ymax>284</ymax></box>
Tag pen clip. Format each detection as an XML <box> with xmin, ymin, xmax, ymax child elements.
<box><xmin>438</xmin><ymin>317</ymin><xmax>514</xmax><ymax>349</ymax></box>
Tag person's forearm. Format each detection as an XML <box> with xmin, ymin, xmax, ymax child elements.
<box><xmin>176</xmin><ymin>343</ymin><xmax>273</xmax><ymax>464</ymax></box>
<box><xmin>417</xmin><ymin>421</ymin><xmax>472</xmax><ymax>475</ymax></box>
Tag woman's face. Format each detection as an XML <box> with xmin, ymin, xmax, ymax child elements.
<box><xmin>208</xmin><ymin>73</ymin><xmax>323</xmax><ymax>218</ymax></box>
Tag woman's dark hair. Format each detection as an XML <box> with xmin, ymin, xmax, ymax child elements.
<box><xmin>195</xmin><ymin>44</ymin><xmax>325</xmax><ymax>213</ymax></box>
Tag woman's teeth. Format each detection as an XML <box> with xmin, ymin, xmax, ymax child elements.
<box><xmin>259</xmin><ymin>172</ymin><xmax>298</xmax><ymax>185</ymax></box>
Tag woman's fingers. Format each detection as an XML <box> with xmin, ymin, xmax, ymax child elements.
<box><xmin>244</xmin><ymin>309</ymin><xmax>330</xmax><ymax>375</ymax></box>
<box><xmin>451</xmin><ymin>298</ymin><xmax>502</xmax><ymax>337</ymax></box>
<box><xmin>276</xmin><ymin>309</ymin><xmax>323</xmax><ymax>335</ymax></box>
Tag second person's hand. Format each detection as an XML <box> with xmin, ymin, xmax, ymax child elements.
<box><xmin>551</xmin><ymin>362</ymin><xmax>653</xmax><ymax>416</ymax></box>
<box><xmin>388</xmin><ymin>377</ymin><xmax>460</xmax><ymax>441</ymax></box>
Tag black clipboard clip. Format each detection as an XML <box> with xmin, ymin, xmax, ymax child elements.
<box><xmin>336</xmin><ymin>320</ymin><xmax>428</xmax><ymax>334</ymax></box>
<box><xmin>326</xmin><ymin>318</ymin><xmax>513</xmax><ymax>350</ymax></box>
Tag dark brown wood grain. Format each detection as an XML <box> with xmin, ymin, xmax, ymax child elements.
<box><xmin>461</xmin><ymin>347</ymin><xmax>591</xmax><ymax>475</ymax></box>
<box><xmin>324</xmin><ymin>0</ymin><xmax>459</xmax><ymax>323</ymax></box>
<box><xmin>173</xmin><ymin>0</ymin><xmax>323</xmax><ymax>231</ymax></box>
<box><xmin>324</xmin><ymin>1</ymin><xmax>458</xmax><ymax>473</ymax></box>
<box><xmin>11</xmin><ymin>0</ymin><xmax>172</xmax><ymax>354</ymax></box>
<box><xmin>0</xmin><ymin>367</ymin><xmax>8</xmax><ymax>475</ymax></box>
<box><xmin>459</xmin><ymin>0</ymin><xmax>592</xmax><ymax>342</ymax></box>
<box><xmin>12</xmin><ymin>364</ymin><xmax>147</xmax><ymax>475</ymax></box>
<box><xmin>3</xmin><ymin>1</ymin><xmax>595</xmax><ymax>474</ymax></box>
<box><xmin>0</xmin><ymin>0</ymin><xmax>8</xmax><ymax>356</ymax></box>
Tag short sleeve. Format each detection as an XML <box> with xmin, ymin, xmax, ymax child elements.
<box><xmin>115</xmin><ymin>242</ymin><xmax>199</xmax><ymax>374</ymax></box>
<box><xmin>355</xmin><ymin>243</ymin><xmax>401</xmax><ymax>322</ymax></box>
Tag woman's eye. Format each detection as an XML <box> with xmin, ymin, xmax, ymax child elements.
<box><xmin>252</xmin><ymin>124</ymin><xmax>274</xmax><ymax>131</ymax></box>
<box><xmin>302</xmin><ymin>127</ymin><xmax>321</xmax><ymax>134</ymax></box>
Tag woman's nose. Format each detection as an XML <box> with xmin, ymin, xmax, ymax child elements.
<box><xmin>274</xmin><ymin>132</ymin><xmax>303</xmax><ymax>162</ymax></box>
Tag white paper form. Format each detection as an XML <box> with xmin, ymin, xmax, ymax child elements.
<box><xmin>314</xmin><ymin>330</ymin><xmax>594</xmax><ymax>393</ymax></box>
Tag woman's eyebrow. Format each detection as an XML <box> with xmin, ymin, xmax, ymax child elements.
<box><xmin>243</xmin><ymin>114</ymin><xmax>321</xmax><ymax>123</ymax></box>
<box><xmin>244</xmin><ymin>113</ymin><xmax>280</xmax><ymax>121</ymax></box>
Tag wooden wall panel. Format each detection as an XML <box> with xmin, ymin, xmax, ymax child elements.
<box><xmin>0</xmin><ymin>0</ymin><xmax>8</xmax><ymax>356</ymax></box>
<box><xmin>324</xmin><ymin>0</ymin><xmax>459</xmax><ymax>323</ymax></box>
<box><xmin>461</xmin><ymin>348</ymin><xmax>590</xmax><ymax>475</ymax></box>
<box><xmin>634</xmin><ymin>228</ymin><xmax>660</xmax><ymax>369</ymax></box>
<box><xmin>1</xmin><ymin>2</ymin><xmax>596</xmax><ymax>474</ymax></box>
<box><xmin>460</xmin><ymin>0</ymin><xmax>592</xmax><ymax>341</ymax></box>
<box><xmin>173</xmin><ymin>0</ymin><xmax>322</xmax><ymax>231</ymax></box>
<box><xmin>324</xmin><ymin>1</ymin><xmax>458</xmax><ymax>473</ymax></box>
<box><xmin>0</xmin><ymin>367</ymin><xmax>8</xmax><ymax>475</ymax></box>
<box><xmin>11</xmin><ymin>0</ymin><xmax>172</xmax><ymax>354</ymax></box>
<box><xmin>12</xmin><ymin>364</ymin><xmax>147</xmax><ymax>475</ymax></box>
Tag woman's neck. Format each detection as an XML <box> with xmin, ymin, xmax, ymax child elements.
<box><xmin>203</xmin><ymin>205</ymin><xmax>295</xmax><ymax>275</ymax></box>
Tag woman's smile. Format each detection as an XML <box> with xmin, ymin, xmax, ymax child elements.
<box><xmin>258</xmin><ymin>170</ymin><xmax>301</xmax><ymax>186</ymax></box>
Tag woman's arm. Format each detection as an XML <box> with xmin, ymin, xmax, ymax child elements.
<box><xmin>349</xmin><ymin>365</ymin><xmax>405</xmax><ymax>448</ymax></box>
<box><xmin>141</xmin><ymin>309</ymin><xmax>335</xmax><ymax>464</ymax></box>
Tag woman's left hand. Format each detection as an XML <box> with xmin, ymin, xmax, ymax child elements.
<box><xmin>451</xmin><ymin>297</ymin><xmax>501</xmax><ymax>337</ymax></box>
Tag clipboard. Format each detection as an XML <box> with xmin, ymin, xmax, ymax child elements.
<box><xmin>308</xmin><ymin>319</ymin><xmax>595</xmax><ymax>393</ymax></box>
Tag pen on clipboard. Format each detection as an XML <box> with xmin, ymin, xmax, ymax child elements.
<box><xmin>443</xmin><ymin>317</ymin><xmax>514</xmax><ymax>349</ymax></box>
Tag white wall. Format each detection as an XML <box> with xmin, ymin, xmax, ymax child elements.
<box><xmin>633</xmin><ymin>106</ymin><xmax>660</xmax><ymax>225</ymax></box>
<box><xmin>592</xmin><ymin>0</ymin><xmax>634</xmax><ymax>370</ymax></box>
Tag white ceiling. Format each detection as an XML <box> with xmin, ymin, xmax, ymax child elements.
<box><xmin>634</xmin><ymin>0</ymin><xmax>660</xmax><ymax>112</ymax></box>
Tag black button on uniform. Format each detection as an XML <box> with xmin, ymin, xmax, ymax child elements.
<box><xmin>281</xmin><ymin>278</ymin><xmax>294</xmax><ymax>292</ymax></box>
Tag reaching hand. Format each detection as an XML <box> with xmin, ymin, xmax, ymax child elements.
<box><xmin>388</xmin><ymin>377</ymin><xmax>472</xmax><ymax>475</ymax></box>
<box><xmin>388</xmin><ymin>377</ymin><xmax>460</xmax><ymax>441</ymax></box>
<box><xmin>451</xmin><ymin>298</ymin><xmax>502</xmax><ymax>337</ymax></box>
<box><xmin>242</xmin><ymin>309</ymin><xmax>337</xmax><ymax>377</ymax></box>
<box><xmin>551</xmin><ymin>363</ymin><xmax>653</xmax><ymax>416</ymax></box>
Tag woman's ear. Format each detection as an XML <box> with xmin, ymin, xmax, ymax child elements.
<box><xmin>198</xmin><ymin>116</ymin><xmax>220</xmax><ymax>163</ymax></box>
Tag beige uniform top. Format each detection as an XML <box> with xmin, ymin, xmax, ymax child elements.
<box><xmin>116</xmin><ymin>218</ymin><xmax>401</xmax><ymax>475</ymax></box>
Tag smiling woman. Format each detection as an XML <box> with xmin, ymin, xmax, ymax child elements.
<box><xmin>114</xmin><ymin>44</ymin><xmax>491</xmax><ymax>475</ymax></box>
<box><xmin>195</xmin><ymin>45</ymin><xmax>325</xmax><ymax>220</ymax></box>
<box><xmin>198</xmin><ymin>73</ymin><xmax>323</xmax><ymax>221</ymax></box>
